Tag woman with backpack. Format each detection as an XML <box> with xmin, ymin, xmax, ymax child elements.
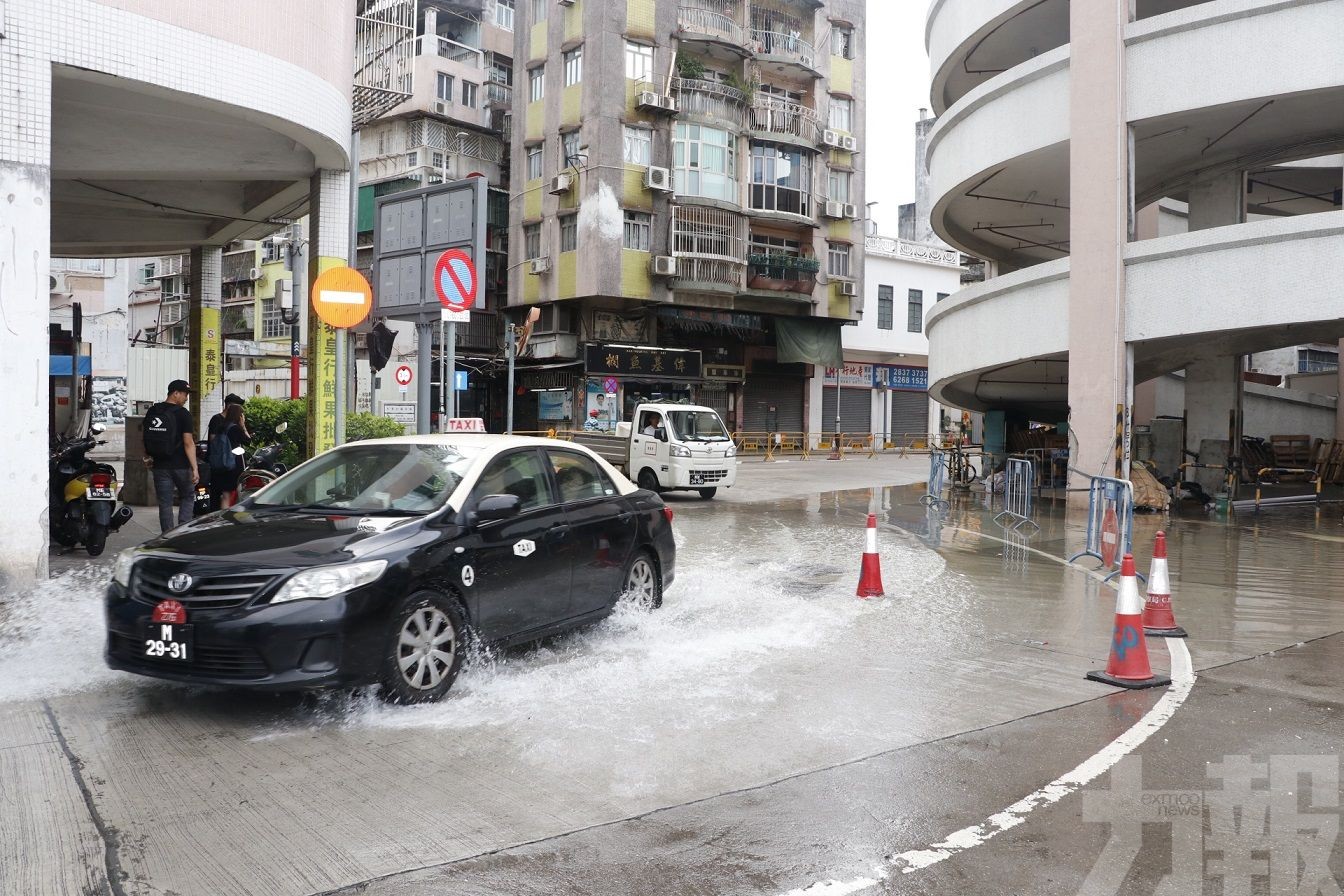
<box><xmin>208</xmin><ymin>403</ymin><xmax>249</xmax><ymax>509</ymax></box>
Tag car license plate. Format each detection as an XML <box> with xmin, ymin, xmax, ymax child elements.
<box><xmin>690</xmin><ymin>472</ymin><xmax>706</xmax><ymax>485</ymax></box>
<box><xmin>88</xmin><ymin>486</ymin><xmax>114</xmax><ymax>500</ymax></box>
<box><xmin>143</xmin><ymin>623</ymin><xmax>193</xmax><ymax>662</ymax></box>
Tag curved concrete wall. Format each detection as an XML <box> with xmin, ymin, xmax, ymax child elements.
<box><xmin>926</xmin><ymin>258</ymin><xmax>1069</xmax><ymax>406</ymax></box>
<box><xmin>925</xmin><ymin>0</ymin><xmax>1033</xmax><ymax>114</ymax></box>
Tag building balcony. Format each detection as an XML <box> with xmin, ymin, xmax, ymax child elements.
<box><xmin>746</xmin><ymin>253</ymin><xmax>818</xmax><ymax>294</ymax></box>
<box><xmin>749</xmin><ymin>30</ymin><xmax>819</xmax><ymax>77</ymax></box>
<box><xmin>668</xmin><ymin>77</ymin><xmax>749</xmax><ymax>127</ymax></box>
<box><xmin>673</xmin><ymin>257</ymin><xmax>745</xmax><ymax>292</ymax></box>
<box><xmin>749</xmin><ymin>97</ymin><xmax>821</xmax><ymax>144</ymax></box>
<box><xmin>672</xmin><ymin>204</ymin><xmax>747</xmax><ymax>293</ymax></box>
<box><xmin>436</xmin><ymin>311</ymin><xmax>497</xmax><ymax>351</ymax></box>
<box><xmin>417</xmin><ymin>35</ymin><xmax>484</xmax><ymax>70</ymax></box>
<box><xmin>676</xmin><ymin>5</ymin><xmax>751</xmax><ymax>56</ymax></box>
<box><xmin>485</xmin><ymin>78</ymin><xmax>512</xmax><ymax>108</ymax></box>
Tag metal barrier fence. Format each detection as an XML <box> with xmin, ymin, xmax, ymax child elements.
<box><xmin>993</xmin><ymin>458</ymin><xmax>1039</xmax><ymax>533</ymax></box>
<box><xmin>1244</xmin><ymin>466</ymin><xmax>1322</xmax><ymax>512</ymax></box>
<box><xmin>920</xmin><ymin>448</ymin><xmax>949</xmax><ymax>511</ymax></box>
<box><xmin>1067</xmin><ymin>475</ymin><xmax>1143</xmax><ymax>582</ymax></box>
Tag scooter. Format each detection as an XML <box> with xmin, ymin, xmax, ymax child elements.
<box><xmin>50</xmin><ymin>423</ymin><xmax>133</xmax><ymax>556</ymax></box>
<box><xmin>236</xmin><ymin>422</ymin><xmax>290</xmax><ymax>502</ymax></box>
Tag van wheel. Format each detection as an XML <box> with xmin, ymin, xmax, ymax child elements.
<box><xmin>378</xmin><ymin>592</ymin><xmax>466</xmax><ymax>704</ymax></box>
<box><xmin>697</xmin><ymin>487</ymin><xmax>717</xmax><ymax>500</ymax></box>
<box><xmin>637</xmin><ymin>468</ymin><xmax>661</xmax><ymax>493</ymax></box>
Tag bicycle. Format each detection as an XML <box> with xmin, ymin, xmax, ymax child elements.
<box><xmin>944</xmin><ymin>444</ymin><xmax>980</xmax><ymax>488</ymax></box>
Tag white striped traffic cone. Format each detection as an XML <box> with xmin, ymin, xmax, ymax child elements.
<box><xmin>1086</xmin><ymin>554</ymin><xmax>1170</xmax><ymax>690</ymax></box>
<box><xmin>855</xmin><ymin>513</ymin><xmax>885</xmax><ymax>598</ymax></box>
<box><xmin>1143</xmin><ymin>532</ymin><xmax>1187</xmax><ymax>638</ymax></box>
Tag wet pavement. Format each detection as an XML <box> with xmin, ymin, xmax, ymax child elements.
<box><xmin>5</xmin><ymin>460</ymin><xmax>1344</xmax><ymax>895</ymax></box>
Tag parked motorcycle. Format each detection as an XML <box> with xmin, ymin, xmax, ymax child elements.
<box><xmin>235</xmin><ymin>422</ymin><xmax>290</xmax><ymax>502</ymax></box>
<box><xmin>50</xmin><ymin>423</ymin><xmax>133</xmax><ymax>556</ymax></box>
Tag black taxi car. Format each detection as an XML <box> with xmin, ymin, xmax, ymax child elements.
<box><xmin>106</xmin><ymin>435</ymin><xmax>676</xmax><ymax>703</ymax></box>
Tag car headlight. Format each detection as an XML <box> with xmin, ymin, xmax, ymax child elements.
<box><xmin>112</xmin><ymin>549</ymin><xmax>138</xmax><ymax>587</ymax></box>
<box><xmin>669</xmin><ymin>444</ymin><xmax>692</xmax><ymax>458</ymax></box>
<box><xmin>724</xmin><ymin>444</ymin><xmax>737</xmax><ymax>458</ymax></box>
<box><xmin>271</xmin><ymin>560</ymin><xmax>388</xmax><ymax>604</ymax></box>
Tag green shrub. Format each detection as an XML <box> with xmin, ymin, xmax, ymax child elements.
<box><xmin>346</xmin><ymin>413</ymin><xmax>407</xmax><ymax>443</ymax></box>
<box><xmin>243</xmin><ymin>396</ymin><xmax>307</xmax><ymax>468</ymax></box>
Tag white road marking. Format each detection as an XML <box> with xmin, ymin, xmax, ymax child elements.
<box><xmin>774</xmin><ymin>523</ymin><xmax>1199</xmax><ymax>894</ymax></box>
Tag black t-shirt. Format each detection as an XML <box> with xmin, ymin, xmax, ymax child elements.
<box><xmin>160</xmin><ymin>404</ymin><xmax>196</xmax><ymax>469</ymax></box>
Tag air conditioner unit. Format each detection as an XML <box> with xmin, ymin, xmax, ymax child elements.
<box><xmin>529</xmin><ymin>256</ymin><xmax>551</xmax><ymax>275</ymax></box>
<box><xmin>821</xmin><ymin>129</ymin><xmax>842</xmax><ymax>148</ymax></box>
<box><xmin>248</xmin><ymin>267</ymin><xmax>262</xmax><ymax>281</ymax></box>
<box><xmin>549</xmin><ymin>172</ymin><xmax>574</xmax><ymax>195</ymax></box>
<box><xmin>840</xmin><ymin>135</ymin><xmax>859</xmax><ymax>152</ymax></box>
<box><xmin>433</xmin><ymin>101</ymin><xmax>449</xmax><ymax>115</ymax></box>
<box><xmin>843</xmin><ymin>203</ymin><xmax>859</xmax><ymax>219</ymax></box>
<box><xmin>49</xmin><ymin>273</ymin><xmax>69</xmax><ymax>294</ymax></box>
<box><xmin>822</xmin><ymin>200</ymin><xmax>845</xmax><ymax>219</ymax></box>
<box><xmin>650</xmin><ymin>256</ymin><xmax>677</xmax><ymax>276</ymax></box>
<box><xmin>644</xmin><ymin>165</ymin><xmax>673</xmax><ymax>192</ymax></box>
<box><xmin>636</xmin><ymin>91</ymin><xmax>677</xmax><ymax>114</ymax></box>
<box><xmin>838</xmin><ymin>280</ymin><xmax>858</xmax><ymax>297</ymax></box>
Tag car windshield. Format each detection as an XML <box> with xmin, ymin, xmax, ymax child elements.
<box><xmin>251</xmin><ymin>442</ymin><xmax>484</xmax><ymax>514</ymax></box>
<box><xmin>667</xmin><ymin>411</ymin><xmax>730</xmax><ymax>441</ymax></box>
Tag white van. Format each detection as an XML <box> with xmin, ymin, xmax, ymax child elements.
<box><xmin>574</xmin><ymin>403</ymin><xmax>737</xmax><ymax>499</ymax></box>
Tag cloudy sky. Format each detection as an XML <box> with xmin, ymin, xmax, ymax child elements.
<box><xmin>863</xmin><ymin>4</ymin><xmax>933</xmax><ymax>236</ymax></box>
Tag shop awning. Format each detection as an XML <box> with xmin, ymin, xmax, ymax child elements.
<box><xmin>50</xmin><ymin>355</ymin><xmax>93</xmax><ymax>376</ymax></box>
<box><xmin>774</xmin><ymin>317</ymin><xmax>843</xmax><ymax>368</ymax></box>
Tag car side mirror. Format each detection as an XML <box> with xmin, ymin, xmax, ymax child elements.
<box><xmin>276</xmin><ymin>422</ymin><xmax>289</xmax><ymax>434</ymax></box>
<box><xmin>473</xmin><ymin>493</ymin><xmax>522</xmax><ymax>524</ymax></box>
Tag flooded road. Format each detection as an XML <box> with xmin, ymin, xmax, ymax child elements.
<box><xmin>4</xmin><ymin>471</ymin><xmax>1343</xmax><ymax>895</ymax></box>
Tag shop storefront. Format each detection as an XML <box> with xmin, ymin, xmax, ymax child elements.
<box><xmin>821</xmin><ymin>363</ymin><xmax>876</xmax><ymax>434</ymax></box>
<box><xmin>875</xmin><ymin>364</ymin><xmax>931</xmax><ymax>442</ymax></box>
<box><xmin>582</xmin><ymin>344</ymin><xmax>703</xmax><ymax>431</ymax></box>
<box><xmin>742</xmin><ymin>361</ymin><xmax>807</xmax><ymax>433</ymax></box>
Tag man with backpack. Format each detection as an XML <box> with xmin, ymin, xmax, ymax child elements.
<box><xmin>142</xmin><ymin>379</ymin><xmax>199</xmax><ymax>532</ymax></box>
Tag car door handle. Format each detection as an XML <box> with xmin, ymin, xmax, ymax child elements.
<box><xmin>618</xmin><ymin>511</ymin><xmax>635</xmax><ymax>522</ymax></box>
<box><xmin>547</xmin><ymin>524</ymin><xmax>571</xmax><ymax>540</ymax></box>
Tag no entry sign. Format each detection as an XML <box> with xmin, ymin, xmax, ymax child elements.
<box><xmin>310</xmin><ymin>266</ymin><xmax>373</xmax><ymax>329</ymax></box>
<box><xmin>434</xmin><ymin>249</ymin><xmax>477</xmax><ymax>313</ymax></box>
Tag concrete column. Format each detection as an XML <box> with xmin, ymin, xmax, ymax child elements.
<box><xmin>1338</xmin><ymin>338</ymin><xmax>1344</xmax><ymax>439</ymax></box>
<box><xmin>1183</xmin><ymin>171</ymin><xmax>1245</xmax><ymax>486</ymax></box>
<box><xmin>0</xmin><ymin>52</ymin><xmax>53</xmax><ymax>587</ymax></box>
<box><xmin>306</xmin><ymin>169</ymin><xmax>351</xmax><ymax>457</ymax></box>
<box><xmin>1067</xmin><ymin>0</ymin><xmax>1131</xmax><ymax>486</ymax></box>
<box><xmin>188</xmin><ymin>247</ymin><xmax>224</xmax><ymax>437</ymax></box>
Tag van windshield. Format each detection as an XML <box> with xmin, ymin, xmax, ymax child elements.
<box><xmin>667</xmin><ymin>410</ymin><xmax>730</xmax><ymax>442</ymax></box>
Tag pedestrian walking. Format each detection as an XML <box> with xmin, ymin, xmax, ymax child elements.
<box><xmin>208</xmin><ymin>403</ymin><xmax>249</xmax><ymax>510</ymax></box>
<box><xmin>142</xmin><ymin>379</ymin><xmax>199</xmax><ymax>532</ymax></box>
<box><xmin>206</xmin><ymin>393</ymin><xmax>250</xmax><ymax>510</ymax></box>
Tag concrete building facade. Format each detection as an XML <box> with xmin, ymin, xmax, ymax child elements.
<box><xmin>505</xmin><ymin>0</ymin><xmax>866</xmax><ymax>436</ymax></box>
<box><xmin>1</xmin><ymin>0</ymin><xmax>355</xmax><ymax>584</ymax></box>
<box><xmin>921</xmin><ymin>0</ymin><xmax>1344</xmax><ymax>481</ymax></box>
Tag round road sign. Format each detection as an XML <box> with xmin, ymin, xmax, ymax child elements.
<box><xmin>1100</xmin><ymin>506</ymin><xmax>1120</xmax><ymax>569</ymax></box>
<box><xmin>311</xmin><ymin>266</ymin><xmax>373</xmax><ymax>329</ymax></box>
<box><xmin>433</xmin><ymin>249</ymin><xmax>477</xmax><ymax>313</ymax></box>
<box><xmin>394</xmin><ymin>365</ymin><xmax>413</xmax><ymax>387</ymax></box>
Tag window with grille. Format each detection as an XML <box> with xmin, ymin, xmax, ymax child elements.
<box><xmin>529</xmin><ymin>66</ymin><xmax>545</xmax><ymax>102</ymax></box>
<box><xmin>560</xmin><ymin>216</ymin><xmax>578</xmax><ymax>252</ymax></box>
<box><xmin>524</xmin><ymin>223</ymin><xmax>542</xmax><ymax>259</ymax></box>
<box><xmin>674</xmin><ymin>205</ymin><xmax>742</xmax><ymax>258</ymax></box>
<box><xmin>908</xmin><ymin>289</ymin><xmax>924</xmax><ymax>333</ymax></box>
<box><xmin>827</xmin><ymin>242</ymin><xmax>850</xmax><ymax>277</ymax></box>
<box><xmin>877</xmin><ymin>285</ymin><xmax>893</xmax><ymax>329</ymax></box>
<box><xmin>626</xmin><ymin>42</ymin><xmax>653</xmax><ymax>80</ymax></box>
<box><xmin>562</xmin><ymin>130</ymin><xmax>581</xmax><ymax>167</ymax></box>
<box><xmin>673</xmin><ymin>123</ymin><xmax>737</xmax><ymax>201</ymax></box>
<box><xmin>496</xmin><ymin>0</ymin><xmax>514</xmax><ymax>31</ymax></box>
<box><xmin>623</xmin><ymin>126</ymin><xmax>651</xmax><ymax>165</ymax></box>
<box><xmin>623</xmin><ymin>211</ymin><xmax>651</xmax><ymax>251</ymax></box>
<box><xmin>461</xmin><ymin>81</ymin><xmax>478</xmax><ymax>108</ymax></box>
<box><xmin>828</xmin><ymin>96</ymin><xmax>853</xmax><ymax>132</ymax></box>
<box><xmin>749</xmin><ymin>143</ymin><xmax>812</xmax><ymax>216</ymax></box>
<box><xmin>436</xmin><ymin>72</ymin><xmax>454</xmax><ymax>102</ymax></box>
<box><xmin>564</xmin><ymin>47</ymin><xmax>582</xmax><ymax>86</ymax></box>
<box><xmin>526</xmin><ymin>144</ymin><xmax>543</xmax><ymax>180</ymax></box>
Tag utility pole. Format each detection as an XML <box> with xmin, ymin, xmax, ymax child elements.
<box><xmin>506</xmin><ymin>320</ymin><xmax>516</xmax><ymax>434</ymax></box>
<box><xmin>282</xmin><ymin>237</ymin><xmax>304</xmax><ymax>400</ymax></box>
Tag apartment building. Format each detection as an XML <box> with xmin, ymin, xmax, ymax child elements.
<box><xmin>506</xmin><ymin>0</ymin><xmax>866</xmax><ymax>433</ymax></box>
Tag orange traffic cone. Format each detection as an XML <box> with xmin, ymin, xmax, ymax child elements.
<box><xmin>856</xmin><ymin>513</ymin><xmax>885</xmax><ymax>598</ymax></box>
<box><xmin>1086</xmin><ymin>554</ymin><xmax>1170</xmax><ymax>689</ymax></box>
<box><xmin>1143</xmin><ymin>532</ymin><xmax>1187</xmax><ymax>638</ymax></box>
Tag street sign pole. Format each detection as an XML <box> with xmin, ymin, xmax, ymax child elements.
<box><xmin>416</xmin><ymin>317</ymin><xmax>432</xmax><ymax>435</ymax></box>
<box><xmin>447</xmin><ymin>321</ymin><xmax>456</xmax><ymax>423</ymax></box>
<box><xmin>506</xmin><ymin>321</ymin><xmax>515</xmax><ymax>435</ymax></box>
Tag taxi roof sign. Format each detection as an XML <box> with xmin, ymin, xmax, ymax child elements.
<box><xmin>446</xmin><ymin>418</ymin><xmax>486</xmax><ymax>433</ymax></box>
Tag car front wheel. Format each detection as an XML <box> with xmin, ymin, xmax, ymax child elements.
<box><xmin>378</xmin><ymin>592</ymin><xmax>466</xmax><ymax>704</ymax></box>
<box><xmin>621</xmin><ymin>550</ymin><xmax>662</xmax><ymax>610</ymax></box>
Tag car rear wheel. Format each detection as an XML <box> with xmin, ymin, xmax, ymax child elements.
<box><xmin>621</xmin><ymin>550</ymin><xmax>662</xmax><ymax>610</ymax></box>
<box><xmin>637</xmin><ymin>468</ymin><xmax>660</xmax><ymax>493</ymax></box>
<box><xmin>378</xmin><ymin>592</ymin><xmax>466</xmax><ymax>704</ymax></box>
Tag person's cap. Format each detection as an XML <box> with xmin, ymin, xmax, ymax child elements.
<box><xmin>166</xmin><ymin>379</ymin><xmax>194</xmax><ymax>395</ymax></box>
<box><xmin>223</xmin><ymin>393</ymin><xmax>245</xmax><ymax>406</ymax></box>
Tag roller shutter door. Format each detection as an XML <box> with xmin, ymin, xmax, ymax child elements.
<box><xmin>821</xmin><ymin>388</ymin><xmax>872</xmax><ymax>434</ymax></box>
<box><xmin>742</xmin><ymin>375</ymin><xmax>803</xmax><ymax>432</ymax></box>
<box><xmin>698</xmin><ymin>385</ymin><xmax>731</xmax><ymax>422</ymax></box>
<box><xmin>889</xmin><ymin>391</ymin><xmax>928</xmax><ymax>441</ymax></box>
